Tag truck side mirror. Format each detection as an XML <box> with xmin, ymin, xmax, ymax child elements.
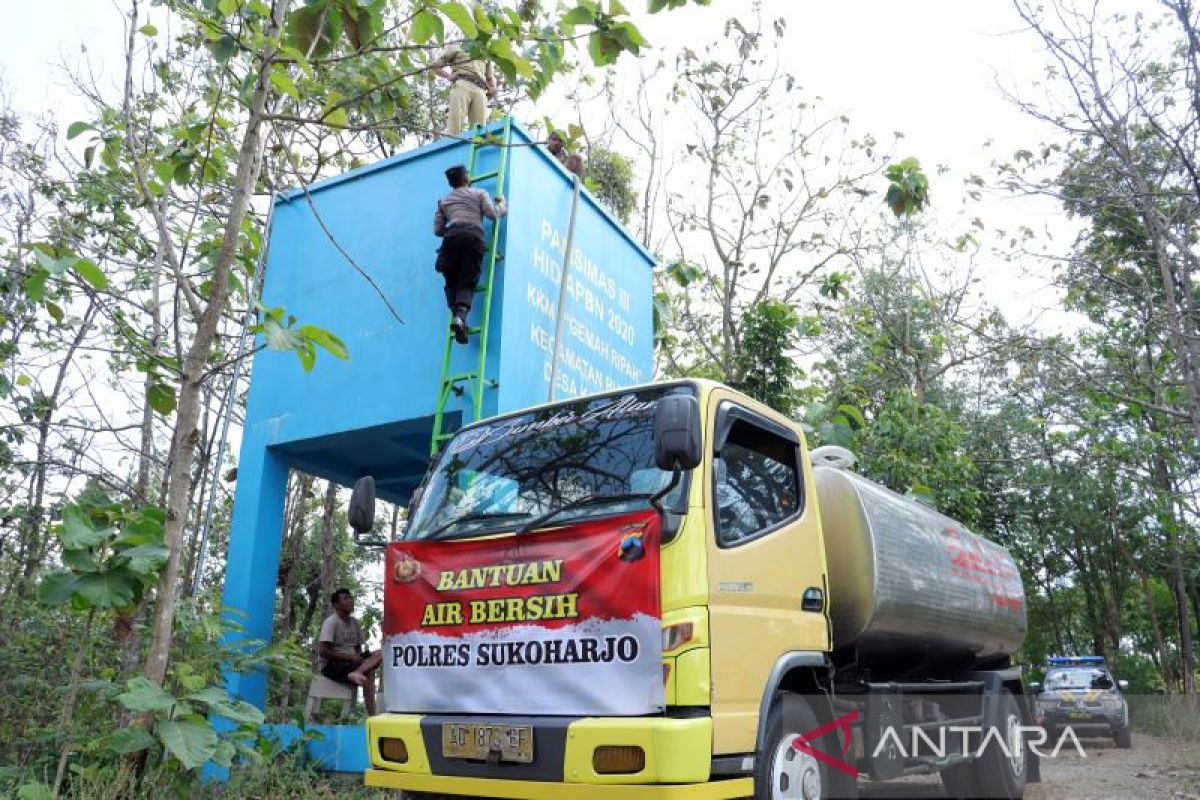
<box><xmin>654</xmin><ymin>395</ymin><xmax>701</xmax><ymax>472</ymax></box>
<box><xmin>1028</xmin><ymin>681</ymin><xmax>1041</xmax><ymax>694</ymax></box>
<box><xmin>349</xmin><ymin>476</ymin><xmax>376</xmax><ymax>533</ymax></box>
<box><xmin>1118</xmin><ymin>679</ymin><xmax>1129</xmax><ymax>690</ymax></box>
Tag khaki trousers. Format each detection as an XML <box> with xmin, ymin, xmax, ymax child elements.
<box><xmin>447</xmin><ymin>79</ymin><xmax>488</xmax><ymax>134</ymax></box>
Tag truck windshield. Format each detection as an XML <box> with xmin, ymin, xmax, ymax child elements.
<box><xmin>407</xmin><ymin>385</ymin><xmax>693</xmax><ymax>541</ymax></box>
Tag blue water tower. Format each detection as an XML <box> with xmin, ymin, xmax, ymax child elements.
<box><xmin>218</xmin><ymin>119</ymin><xmax>655</xmax><ymax>766</ymax></box>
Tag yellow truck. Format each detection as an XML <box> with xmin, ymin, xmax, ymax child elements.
<box><xmin>354</xmin><ymin>380</ymin><xmax>1039</xmax><ymax>799</ymax></box>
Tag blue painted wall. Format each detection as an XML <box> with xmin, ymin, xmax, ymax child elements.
<box><xmin>499</xmin><ymin>142</ymin><xmax>653</xmax><ymax>406</ymax></box>
<box><xmin>219</xmin><ymin>119</ymin><xmax>656</xmax><ymax>726</ymax></box>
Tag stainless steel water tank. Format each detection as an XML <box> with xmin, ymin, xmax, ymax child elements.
<box><xmin>814</xmin><ymin>466</ymin><xmax>1027</xmax><ymax>666</ymax></box>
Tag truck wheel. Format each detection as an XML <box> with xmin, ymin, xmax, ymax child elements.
<box><xmin>970</xmin><ymin>690</ymin><xmax>1028</xmax><ymax>799</ymax></box>
<box><xmin>1113</xmin><ymin>726</ymin><xmax>1132</xmax><ymax>749</ymax></box>
<box><xmin>755</xmin><ymin>692</ymin><xmax>857</xmax><ymax>800</ymax></box>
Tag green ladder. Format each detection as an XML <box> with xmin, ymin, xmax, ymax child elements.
<box><xmin>430</xmin><ymin>118</ymin><xmax>513</xmax><ymax>455</ymax></box>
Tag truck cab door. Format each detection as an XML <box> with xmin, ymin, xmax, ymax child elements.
<box><xmin>704</xmin><ymin>393</ymin><xmax>830</xmax><ymax>755</ymax></box>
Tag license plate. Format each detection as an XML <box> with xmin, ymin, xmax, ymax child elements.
<box><xmin>442</xmin><ymin>723</ymin><xmax>534</xmax><ymax>763</ymax></box>
<box><xmin>1068</xmin><ymin>711</ymin><xmax>1092</xmax><ymax>719</ymax></box>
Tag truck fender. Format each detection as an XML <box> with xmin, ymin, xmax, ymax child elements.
<box><xmin>755</xmin><ymin>651</ymin><xmax>830</xmax><ymax>753</ymax></box>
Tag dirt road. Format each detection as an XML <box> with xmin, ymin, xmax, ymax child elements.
<box><xmin>859</xmin><ymin>732</ymin><xmax>1200</xmax><ymax>799</ymax></box>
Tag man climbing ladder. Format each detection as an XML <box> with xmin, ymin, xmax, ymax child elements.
<box><xmin>433</xmin><ymin>164</ymin><xmax>507</xmax><ymax>343</ymax></box>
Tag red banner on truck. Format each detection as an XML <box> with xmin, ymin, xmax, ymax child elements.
<box><xmin>381</xmin><ymin>509</ymin><xmax>664</xmax><ymax>716</ymax></box>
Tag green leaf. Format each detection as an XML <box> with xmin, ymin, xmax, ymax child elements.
<box><xmin>62</xmin><ymin>547</ymin><xmax>101</xmax><ymax>574</ymax></box>
<box><xmin>139</xmin><ymin>23</ymin><xmax>158</xmax><ymax>36</ymax></box>
<box><xmin>66</xmin><ymin>121</ymin><xmax>94</xmax><ymax>140</ymax></box>
<box><xmin>320</xmin><ymin>91</ymin><xmax>349</xmax><ymax>127</ymax></box>
<box><xmin>17</xmin><ymin>783</ymin><xmax>52</xmax><ymax>800</ymax></box>
<box><xmin>186</xmin><ymin>686</ymin><xmax>230</xmax><ymax>706</ymax></box>
<box><xmin>61</xmin><ymin>507</ymin><xmax>113</xmax><ymax>549</ymax></box>
<box><xmin>24</xmin><ymin>268</ymin><xmax>48</xmax><ymax>302</ymax></box>
<box><xmin>99</xmin><ymin>728</ymin><xmax>157</xmax><ymax>755</ymax></box>
<box><xmin>72</xmin><ymin>258</ymin><xmax>109</xmax><ymax>290</ymax></box>
<box><xmin>279</xmin><ymin>45</ymin><xmax>314</xmax><ymax>78</ymax></box>
<box><xmin>158</xmin><ymin>718</ymin><xmax>219</xmax><ymax>770</ymax></box>
<box><xmin>210</xmin><ymin>35</ymin><xmax>237</xmax><ymax>64</ymax></box>
<box><xmin>410</xmin><ymin>9</ymin><xmax>442</xmax><ymax>44</ymax></box>
<box><xmin>299</xmin><ymin>324</ymin><xmax>349</xmax><ymax>359</ymax></box>
<box><xmin>35</xmin><ymin>249</ymin><xmax>76</xmax><ymax>276</ymax></box>
<box><xmin>218</xmin><ymin>0</ymin><xmax>238</xmax><ymax>15</ymax></box>
<box><xmin>296</xmin><ymin>340</ymin><xmax>316</xmax><ymax>372</ymax></box>
<box><xmin>76</xmin><ymin>568</ymin><xmax>139</xmax><ymax>608</ymax></box>
<box><xmin>118</xmin><ymin>677</ymin><xmax>176</xmax><ymax>713</ymax></box>
<box><xmin>608</xmin><ymin>21</ymin><xmax>646</xmax><ymax>51</ymax></box>
<box><xmin>212</xmin><ymin>739</ymin><xmax>237</xmax><ymax>769</ymax></box>
<box><xmin>561</xmin><ymin>6</ymin><xmax>595</xmax><ymax>27</ymax></box>
<box><xmin>115</xmin><ymin>511</ymin><xmax>164</xmax><ymax>546</ymax></box>
<box><xmin>154</xmin><ymin>159</ymin><xmax>178</xmax><ymax>184</ymax></box>
<box><xmin>609</xmin><ymin>0</ymin><xmax>629</xmax><ymax>14</ymax></box>
<box><xmin>836</xmin><ymin>403</ymin><xmax>866</xmax><ymax>429</ymax></box>
<box><xmin>176</xmin><ymin>671</ymin><xmax>206</xmax><ymax>693</ymax></box>
<box><xmin>439</xmin><ymin>2</ymin><xmax>478</xmax><ymax>38</ymax></box>
<box><xmin>588</xmin><ymin>31</ymin><xmax>622</xmax><ymax>66</ymax></box>
<box><xmin>472</xmin><ymin>4</ymin><xmax>493</xmax><ymax>34</ymax></box>
<box><xmin>286</xmin><ymin>4</ymin><xmax>343</xmax><ymax>59</ymax></box>
<box><xmin>147</xmin><ymin>382</ymin><xmax>176</xmax><ymax>415</ymax></box>
<box><xmin>39</xmin><ymin>571</ymin><xmax>81</xmax><ymax>605</ymax></box>
<box><xmin>325</xmin><ymin>106</ymin><xmax>348</xmax><ymax>127</ymax></box>
<box><xmin>210</xmin><ymin>697</ymin><xmax>266</xmax><ymax>726</ymax></box>
<box><xmin>270</xmin><ymin>67</ymin><xmax>300</xmax><ymax>100</ymax></box>
<box><xmin>119</xmin><ymin>543</ymin><xmax>170</xmax><ymax>576</ymax></box>
<box><xmin>261</xmin><ymin>314</ymin><xmax>304</xmax><ymax>352</ymax></box>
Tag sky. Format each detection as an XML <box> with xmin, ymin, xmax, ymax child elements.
<box><xmin>1</xmin><ymin>2</ymin><xmax>1067</xmax><ymax>327</ymax></box>
<box><xmin>1</xmin><ymin>1</ymin><xmax>1056</xmax><ymax>189</ymax></box>
<box><xmin>532</xmin><ymin>0</ymin><xmax>1076</xmax><ymax>330</ymax></box>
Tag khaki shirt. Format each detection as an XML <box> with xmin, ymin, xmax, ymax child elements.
<box><xmin>317</xmin><ymin>612</ymin><xmax>364</xmax><ymax>670</ymax></box>
<box><xmin>437</xmin><ymin>44</ymin><xmax>490</xmax><ymax>85</ymax></box>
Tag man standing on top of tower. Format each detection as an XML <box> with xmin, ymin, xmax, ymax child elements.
<box><xmin>434</xmin><ymin>42</ymin><xmax>497</xmax><ymax>135</ymax></box>
<box><xmin>434</xmin><ymin>164</ymin><xmax>507</xmax><ymax>344</ymax></box>
<box><xmin>547</xmin><ymin>130</ymin><xmax>585</xmax><ymax>179</ymax></box>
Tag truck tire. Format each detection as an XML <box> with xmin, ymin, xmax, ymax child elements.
<box><xmin>1113</xmin><ymin>726</ymin><xmax>1132</xmax><ymax>749</ymax></box>
<box><xmin>955</xmin><ymin>690</ymin><xmax>1027</xmax><ymax>799</ymax></box>
<box><xmin>755</xmin><ymin>692</ymin><xmax>857</xmax><ymax>800</ymax></box>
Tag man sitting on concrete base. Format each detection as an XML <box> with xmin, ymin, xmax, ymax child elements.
<box><xmin>317</xmin><ymin>587</ymin><xmax>380</xmax><ymax>716</ymax></box>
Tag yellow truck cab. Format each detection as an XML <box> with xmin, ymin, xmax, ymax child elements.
<box><xmin>360</xmin><ymin>380</ymin><xmax>1038</xmax><ymax>799</ymax></box>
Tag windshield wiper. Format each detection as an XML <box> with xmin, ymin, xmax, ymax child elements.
<box><xmin>424</xmin><ymin>510</ymin><xmax>532</xmax><ymax>540</ymax></box>
<box><xmin>518</xmin><ymin>493</ymin><xmax>653</xmax><ymax>534</ymax></box>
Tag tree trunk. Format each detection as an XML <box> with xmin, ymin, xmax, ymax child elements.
<box><xmin>141</xmin><ymin>0</ymin><xmax>286</xmax><ymax>687</ymax></box>
<box><xmin>277</xmin><ymin>474</ymin><xmax>311</xmax><ymax>633</ymax></box>
<box><xmin>319</xmin><ymin>480</ymin><xmax>338</xmax><ymax>603</ymax></box>
<box><xmin>1149</xmin><ymin>437</ymin><xmax>1196</xmax><ymax>697</ymax></box>
<box><xmin>1119</xmin><ymin>537</ymin><xmax>1175</xmax><ymax>693</ymax></box>
<box><xmin>14</xmin><ymin>304</ymin><xmax>96</xmax><ymax>595</ymax></box>
<box><xmin>51</xmin><ymin>608</ymin><xmax>95</xmax><ymax>799</ymax></box>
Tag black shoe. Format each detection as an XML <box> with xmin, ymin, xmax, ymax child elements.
<box><xmin>451</xmin><ymin>315</ymin><xmax>469</xmax><ymax>344</ymax></box>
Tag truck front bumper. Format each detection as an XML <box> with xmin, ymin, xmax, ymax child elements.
<box><xmin>365</xmin><ymin>713</ymin><xmax>752</xmax><ymax>798</ymax></box>
<box><xmin>364</xmin><ymin>770</ymin><xmax>753</xmax><ymax>798</ymax></box>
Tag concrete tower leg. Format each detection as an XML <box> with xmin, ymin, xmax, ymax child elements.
<box><xmin>219</xmin><ymin>440</ymin><xmax>289</xmax><ymax>708</ymax></box>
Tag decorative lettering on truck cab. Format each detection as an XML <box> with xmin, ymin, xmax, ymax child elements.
<box><xmin>381</xmin><ymin>510</ymin><xmax>664</xmax><ymax>716</ymax></box>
